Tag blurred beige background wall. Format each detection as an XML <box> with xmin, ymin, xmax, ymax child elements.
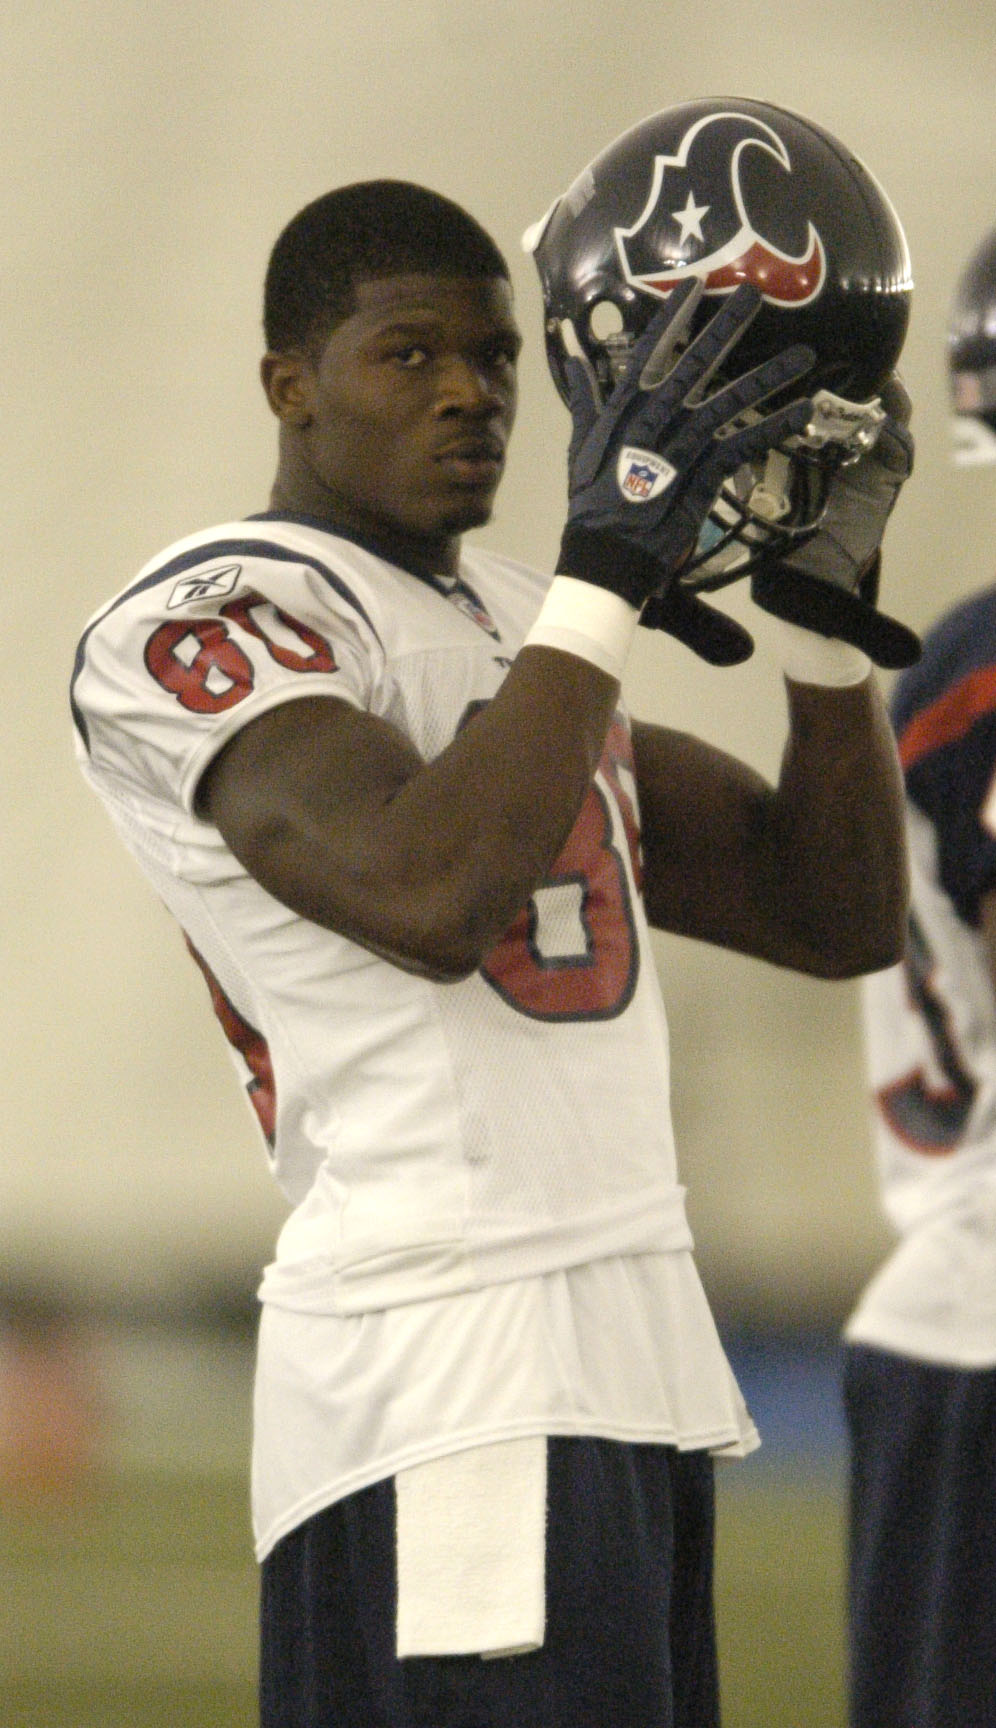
<box><xmin>4</xmin><ymin>0</ymin><xmax>994</xmax><ymax>1322</ymax></box>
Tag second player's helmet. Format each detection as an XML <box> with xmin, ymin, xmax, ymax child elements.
<box><xmin>524</xmin><ymin>97</ymin><xmax>913</xmax><ymax>581</ymax></box>
<box><xmin>948</xmin><ymin>224</ymin><xmax>996</xmax><ymax>466</ymax></box>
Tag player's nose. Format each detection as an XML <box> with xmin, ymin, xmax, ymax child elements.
<box><xmin>433</xmin><ymin>354</ymin><xmax>504</xmax><ymax>415</ymax></box>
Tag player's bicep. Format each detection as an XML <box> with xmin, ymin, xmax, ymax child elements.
<box><xmin>196</xmin><ymin>694</ymin><xmax>427</xmax><ymax>930</ymax></box>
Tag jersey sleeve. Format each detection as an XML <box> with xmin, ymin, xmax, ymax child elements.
<box><xmin>73</xmin><ymin>549</ymin><xmax>385</xmax><ymax>816</ymax></box>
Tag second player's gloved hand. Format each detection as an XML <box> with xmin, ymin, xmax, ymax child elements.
<box><xmin>556</xmin><ymin>277</ymin><xmax>816</xmax><ymax>665</ymax></box>
<box><xmin>750</xmin><ymin>376</ymin><xmax>921</xmax><ymax>667</ymax></box>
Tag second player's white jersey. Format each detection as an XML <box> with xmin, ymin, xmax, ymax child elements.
<box><xmin>848</xmin><ymin>584</ymin><xmax>996</xmax><ymax>1365</ymax></box>
<box><xmin>863</xmin><ymin>804</ymin><xmax>996</xmax><ymax>1238</ymax></box>
<box><xmin>72</xmin><ymin>514</ymin><xmax>691</xmax><ymax>1318</ymax></box>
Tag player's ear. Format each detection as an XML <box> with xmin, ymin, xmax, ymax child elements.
<box><xmin>260</xmin><ymin>351</ymin><xmax>314</xmax><ymax>427</ymax></box>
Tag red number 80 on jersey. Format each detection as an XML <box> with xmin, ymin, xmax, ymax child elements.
<box><xmin>144</xmin><ymin>589</ymin><xmax>337</xmax><ymax>710</ymax></box>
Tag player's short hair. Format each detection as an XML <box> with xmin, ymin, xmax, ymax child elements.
<box><xmin>263</xmin><ymin>180</ymin><xmax>510</xmax><ymax>354</ymax></box>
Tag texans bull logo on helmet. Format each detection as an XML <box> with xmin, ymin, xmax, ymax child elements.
<box><xmin>525</xmin><ymin>97</ymin><xmax>912</xmax><ymax>408</ymax></box>
<box><xmin>615</xmin><ymin>111</ymin><xmax>827</xmax><ymax>311</ymax></box>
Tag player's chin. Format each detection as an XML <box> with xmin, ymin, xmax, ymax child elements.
<box><xmin>437</xmin><ymin>489</ymin><xmax>497</xmax><ymax>533</ymax></box>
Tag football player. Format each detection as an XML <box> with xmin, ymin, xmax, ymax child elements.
<box><xmin>73</xmin><ymin>99</ymin><xmax>915</xmax><ymax>1728</ymax></box>
<box><xmin>844</xmin><ymin>221</ymin><xmax>996</xmax><ymax>1728</ymax></box>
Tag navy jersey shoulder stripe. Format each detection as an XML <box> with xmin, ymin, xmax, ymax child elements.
<box><xmin>891</xmin><ymin>584</ymin><xmax>996</xmax><ymax>923</ymax></box>
<box><xmin>70</xmin><ymin>537</ymin><xmax>383</xmax><ymax>752</ymax></box>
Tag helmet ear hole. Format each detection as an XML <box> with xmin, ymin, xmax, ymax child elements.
<box><xmin>588</xmin><ymin>299</ymin><xmax>625</xmax><ymax>343</ymax></box>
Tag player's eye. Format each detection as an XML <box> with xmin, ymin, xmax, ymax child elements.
<box><xmin>482</xmin><ymin>339</ymin><xmax>520</xmax><ymax>368</ymax></box>
<box><xmin>394</xmin><ymin>345</ymin><xmax>431</xmax><ymax>369</ymax></box>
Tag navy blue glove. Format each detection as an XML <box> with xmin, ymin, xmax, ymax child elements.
<box><xmin>557</xmin><ymin>278</ymin><xmax>815</xmax><ymax>663</ymax></box>
<box><xmin>750</xmin><ymin>376</ymin><xmax>920</xmax><ymax>668</ymax></box>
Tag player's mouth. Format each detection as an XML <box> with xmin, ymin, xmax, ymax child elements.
<box><xmin>435</xmin><ymin>435</ymin><xmax>506</xmax><ymax>486</ymax></box>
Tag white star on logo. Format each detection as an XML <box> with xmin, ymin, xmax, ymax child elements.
<box><xmin>672</xmin><ymin>190</ymin><xmax>710</xmax><ymax>246</ymax></box>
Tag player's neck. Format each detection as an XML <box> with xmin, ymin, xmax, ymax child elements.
<box><xmin>266</xmin><ymin>475</ymin><xmax>462</xmax><ymax>579</ymax></box>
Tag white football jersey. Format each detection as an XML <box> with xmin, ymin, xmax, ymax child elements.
<box><xmin>848</xmin><ymin>585</ymin><xmax>996</xmax><ymax>1365</ymax></box>
<box><xmin>72</xmin><ymin>514</ymin><xmax>692</xmax><ymax>1318</ymax></box>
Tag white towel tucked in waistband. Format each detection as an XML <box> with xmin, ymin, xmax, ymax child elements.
<box><xmin>395</xmin><ymin>1436</ymin><xmax>547</xmax><ymax>1659</ymax></box>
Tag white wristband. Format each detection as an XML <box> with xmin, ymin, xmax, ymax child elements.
<box><xmin>771</xmin><ymin>617</ymin><xmax>872</xmax><ymax>687</ymax></box>
<box><xmin>523</xmin><ymin>575</ymin><xmax>640</xmax><ymax>681</ymax></box>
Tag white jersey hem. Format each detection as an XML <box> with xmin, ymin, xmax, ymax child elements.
<box><xmin>253</xmin><ymin>1414</ymin><xmax>760</xmax><ymax>1563</ymax></box>
<box><xmin>843</xmin><ymin>1307</ymin><xmax>996</xmax><ymax>1370</ymax></box>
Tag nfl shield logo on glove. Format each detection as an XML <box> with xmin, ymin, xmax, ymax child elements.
<box><xmin>617</xmin><ymin>446</ymin><xmax>677</xmax><ymax>503</ymax></box>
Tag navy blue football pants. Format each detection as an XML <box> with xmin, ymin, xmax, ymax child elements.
<box><xmin>845</xmin><ymin>1343</ymin><xmax>996</xmax><ymax>1728</ymax></box>
<box><xmin>259</xmin><ymin>1436</ymin><xmax>719</xmax><ymax>1727</ymax></box>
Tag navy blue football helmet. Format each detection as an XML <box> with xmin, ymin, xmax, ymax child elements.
<box><xmin>949</xmin><ymin>224</ymin><xmax>996</xmax><ymax>466</ymax></box>
<box><xmin>524</xmin><ymin>97</ymin><xmax>913</xmax><ymax>586</ymax></box>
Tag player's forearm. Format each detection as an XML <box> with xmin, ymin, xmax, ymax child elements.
<box><xmin>767</xmin><ymin>676</ymin><xmax>909</xmax><ymax>977</ymax></box>
<box><xmin>356</xmin><ymin>646</ymin><xmax>620</xmax><ymax>976</ymax></box>
<box><xmin>219</xmin><ymin>645</ymin><xmax>621</xmax><ymax>982</ymax></box>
